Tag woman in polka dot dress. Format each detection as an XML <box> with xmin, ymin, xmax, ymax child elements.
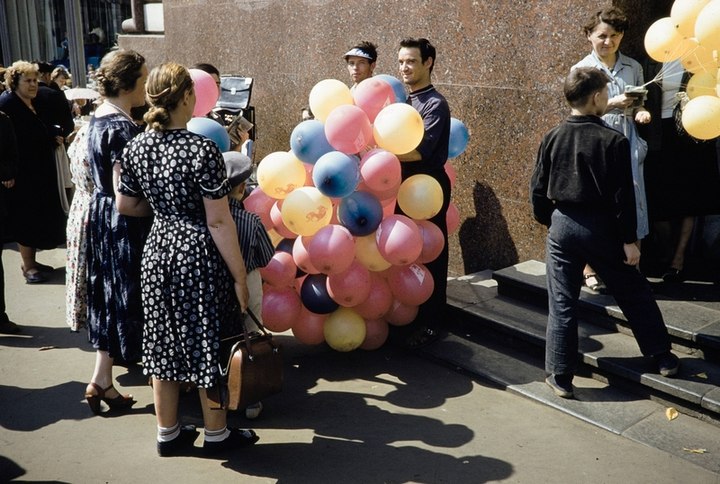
<box><xmin>117</xmin><ymin>62</ymin><xmax>257</xmax><ymax>457</ymax></box>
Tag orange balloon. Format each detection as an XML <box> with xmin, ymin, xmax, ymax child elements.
<box><xmin>686</xmin><ymin>71</ymin><xmax>719</xmax><ymax>99</ymax></box>
<box><xmin>308</xmin><ymin>79</ymin><xmax>354</xmax><ymax>122</ymax></box>
<box><xmin>256</xmin><ymin>151</ymin><xmax>307</xmax><ymax>199</ymax></box>
<box><xmin>397</xmin><ymin>174</ymin><xmax>443</xmax><ymax>220</ymax></box>
<box><xmin>680</xmin><ymin>38</ymin><xmax>719</xmax><ymax>74</ymax></box>
<box><xmin>324</xmin><ymin>307</ymin><xmax>366</xmax><ymax>352</ymax></box>
<box><xmin>671</xmin><ymin>0</ymin><xmax>711</xmax><ymax>37</ymax></box>
<box><xmin>644</xmin><ymin>17</ymin><xmax>685</xmax><ymax>62</ymax></box>
<box><xmin>355</xmin><ymin>232</ymin><xmax>392</xmax><ymax>272</ymax></box>
<box><xmin>281</xmin><ymin>187</ymin><xmax>333</xmax><ymax>236</ymax></box>
<box><xmin>681</xmin><ymin>95</ymin><xmax>720</xmax><ymax>140</ymax></box>
<box><xmin>695</xmin><ymin>0</ymin><xmax>720</xmax><ymax>51</ymax></box>
<box><xmin>373</xmin><ymin>103</ymin><xmax>424</xmax><ymax>155</ymax></box>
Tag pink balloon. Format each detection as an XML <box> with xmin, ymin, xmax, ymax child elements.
<box><xmin>375</xmin><ymin>214</ymin><xmax>422</xmax><ymax>265</ymax></box>
<box><xmin>326</xmin><ymin>260</ymin><xmax>371</xmax><ymax>307</ymax></box>
<box><xmin>381</xmin><ymin>199</ymin><xmax>397</xmax><ymax>218</ymax></box>
<box><xmin>303</xmin><ymin>162</ymin><xmax>314</xmax><ymax>186</ymax></box>
<box><xmin>189</xmin><ymin>68</ymin><xmax>219</xmax><ymax>117</ymax></box>
<box><xmin>416</xmin><ymin>220</ymin><xmax>445</xmax><ymax>263</ymax></box>
<box><xmin>447</xmin><ymin>202</ymin><xmax>460</xmax><ymax>234</ymax></box>
<box><xmin>445</xmin><ymin>161</ymin><xmax>457</xmax><ymax>189</ymax></box>
<box><xmin>244</xmin><ymin>187</ymin><xmax>276</xmax><ymax>231</ymax></box>
<box><xmin>270</xmin><ymin>201</ymin><xmax>298</xmax><ymax>239</ymax></box>
<box><xmin>259</xmin><ymin>251</ymin><xmax>297</xmax><ymax>288</ymax></box>
<box><xmin>359</xmin><ymin>149</ymin><xmax>402</xmax><ymax>192</ymax></box>
<box><xmin>261</xmin><ymin>286</ymin><xmax>302</xmax><ymax>332</ymax></box>
<box><xmin>307</xmin><ymin>224</ymin><xmax>356</xmax><ymax>274</ymax></box>
<box><xmin>386</xmin><ymin>263</ymin><xmax>434</xmax><ymax>306</ymax></box>
<box><xmin>385</xmin><ymin>299</ymin><xmax>419</xmax><ymax>326</ymax></box>
<box><xmin>353</xmin><ymin>272</ymin><xmax>393</xmax><ymax>320</ymax></box>
<box><xmin>353</xmin><ymin>77</ymin><xmax>395</xmax><ymax>123</ymax></box>
<box><xmin>293</xmin><ymin>236</ymin><xmax>320</xmax><ymax>275</ymax></box>
<box><xmin>360</xmin><ymin>318</ymin><xmax>389</xmax><ymax>350</ymax></box>
<box><xmin>324</xmin><ymin>104</ymin><xmax>373</xmax><ymax>154</ymax></box>
<box><xmin>291</xmin><ymin>307</ymin><xmax>327</xmax><ymax>345</ymax></box>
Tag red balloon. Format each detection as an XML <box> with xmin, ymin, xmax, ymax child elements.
<box><xmin>244</xmin><ymin>187</ymin><xmax>275</xmax><ymax>231</ymax></box>
<box><xmin>386</xmin><ymin>263</ymin><xmax>434</xmax><ymax>306</ymax></box>
<box><xmin>303</xmin><ymin>162</ymin><xmax>314</xmax><ymax>186</ymax></box>
<box><xmin>324</xmin><ymin>105</ymin><xmax>373</xmax><ymax>154</ymax></box>
<box><xmin>385</xmin><ymin>299</ymin><xmax>419</xmax><ymax>326</ymax></box>
<box><xmin>381</xmin><ymin>199</ymin><xmax>397</xmax><ymax>219</ymax></box>
<box><xmin>360</xmin><ymin>318</ymin><xmax>389</xmax><ymax>350</ymax></box>
<box><xmin>291</xmin><ymin>307</ymin><xmax>327</xmax><ymax>345</ymax></box>
<box><xmin>259</xmin><ymin>251</ymin><xmax>297</xmax><ymax>288</ymax></box>
<box><xmin>353</xmin><ymin>77</ymin><xmax>395</xmax><ymax>123</ymax></box>
<box><xmin>293</xmin><ymin>236</ymin><xmax>320</xmax><ymax>275</ymax></box>
<box><xmin>446</xmin><ymin>202</ymin><xmax>460</xmax><ymax>234</ymax></box>
<box><xmin>416</xmin><ymin>220</ymin><xmax>445</xmax><ymax>263</ymax></box>
<box><xmin>353</xmin><ymin>272</ymin><xmax>393</xmax><ymax>320</ymax></box>
<box><xmin>375</xmin><ymin>214</ymin><xmax>422</xmax><ymax>265</ymax></box>
<box><xmin>359</xmin><ymin>149</ymin><xmax>402</xmax><ymax>192</ymax></box>
<box><xmin>307</xmin><ymin>224</ymin><xmax>356</xmax><ymax>274</ymax></box>
<box><xmin>326</xmin><ymin>260</ymin><xmax>371</xmax><ymax>307</ymax></box>
<box><xmin>270</xmin><ymin>200</ymin><xmax>298</xmax><ymax>239</ymax></box>
<box><xmin>261</xmin><ymin>286</ymin><xmax>302</xmax><ymax>332</ymax></box>
<box><xmin>445</xmin><ymin>161</ymin><xmax>457</xmax><ymax>190</ymax></box>
<box><xmin>188</xmin><ymin>68</ymin><xmax>219</xmax><ymax>117</ymax></box>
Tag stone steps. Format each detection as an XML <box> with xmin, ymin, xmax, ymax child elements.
<box><xmin>441</xmin><ymin>263</ymin><xmax>720</xmax><ymax>425</ymax></box>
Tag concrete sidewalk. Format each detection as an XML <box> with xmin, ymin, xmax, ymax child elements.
<box><xmin>1</xmin><ymin>247</ymin><xmax>717</xmax><ymax>483</ymax></box>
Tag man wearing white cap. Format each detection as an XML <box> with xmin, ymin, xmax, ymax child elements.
<box><xmin>343</xmin><ymin>41</ymin><xmax>378</xmax><ymax>89</ymax></box>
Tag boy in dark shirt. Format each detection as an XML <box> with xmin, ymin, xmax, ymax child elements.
<box><xmin>530</xmin><ymin>67</ymin><xmax>678</xmax><ymax>398</ymax></box>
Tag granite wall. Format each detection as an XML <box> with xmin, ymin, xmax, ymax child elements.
<box><xmin>120</xmin><ymin>0</ymin><xmax>675</xmax><ymax>276</ymax></box>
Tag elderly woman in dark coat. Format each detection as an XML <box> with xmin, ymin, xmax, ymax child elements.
<box><xmin>0</xmin><ymin>61</ymin><xmax>66</xmax><ymax>284</ymax></box>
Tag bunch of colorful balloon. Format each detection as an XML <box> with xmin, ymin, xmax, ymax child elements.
<box><xmin>644</xmin><ymin>0</ymin><xmax>720</xmax><ymax>139</ymax></box>
<box><xmin>244</xmin><ymin>75</ymin><xmax>469</xmax><ymax>352</ymax></box>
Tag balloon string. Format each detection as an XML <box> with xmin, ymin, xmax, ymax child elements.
<box><xmin>642</xmin><ymin>44</ymin><xmax>718</xmax><ymax>88</ymax></box>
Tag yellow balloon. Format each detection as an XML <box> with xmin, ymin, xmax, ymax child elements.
<box><xmin>680</xmin><ymin>38</ymin><xmax>719</xmax><ymax>74</ymax></box>
<box><xmin>373</xmin><ymin>103</ymin><xmax>425</xmax><ymax>155</ymax></box>
<box><xmin>644</xmin><ymin>17</ymin><xmax>685</xmax><ymax>62</ymax></box>
<box><xmin>267</xmin><ymin>228</ymin><xmax>285</xmax><ymax>248</ymax></box>
<box><xmin>280</xmin><ymin>186</ymin><xmax>333</xmax><ymax>236</ymax></box>
<box><xmin>256</xmin><ymin>151</ymin><xmax>307</xmax><ymax>199</ymax></box>
<box><xmin>686</xmin><ymin>71</ymin><xmax>719</xmax><ymax>99</ymax></box>
<box><xmin>308</xmin><ymin>79</ymin><xmax>354</xmax><ymax>122</ymax></box>
<box><xmin>682</xmin><ymin>95</ymin><xmax>720</xmax><ymax>139</ymax></box>
<box><xmin>355</xmin><ymin>233</ymin><xmax>392</xmax><ymax>272</ymax></box>
<box><xmin>695</xmin><ymin>0</ymin><xmax>720</xmax><ymax>51</ymax></box>
<box><xmin>397</xmin><ymin>174</ymin><xmax>443</xmax><ymax>220</ymax></box>
<box><xmin>671</xmin><ymin>0</ymin><xmax>711</xmax><ymax>37</ymax></box>
<box><xmin>323</xmin><ymin>307</ymin><xmax>366</xmax><ymax>352</ymax></box>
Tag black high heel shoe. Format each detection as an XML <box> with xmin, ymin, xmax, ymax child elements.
<box><xmin>85</xmin><ymin>382</ymin><xmax>136</xmax><ymax>414</ymax></box>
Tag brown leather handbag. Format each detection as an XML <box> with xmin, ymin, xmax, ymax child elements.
<box><xmin>218</xmin><ymin>310</ymin><xmax>283</xmax><ymax>410</ymax></box>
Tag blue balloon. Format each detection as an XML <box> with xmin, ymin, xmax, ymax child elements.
<box><xmin>290</xmin><ymin>119</ymin><xmax>334</xmax><ymax>164</ymax></box>
<box><xmin>276</xmin><ymin>238</ymin><xmax>295</xmax><ymax>254</ymax></box>
<box><xmin>375</xmin><ymin>74</ymin><xmax>407</xmax><ymax>104</ymax></box>
<box><xmin>187</xmin><ymin>117</ymin><xmax>230</xmax><ymax>152</ymax></box>
<box><xmin>338</xmin><ymin>191</ymin><xmax>383</xmax><ymax>236</ymax></box>
<box><xmin>312</xmin><ymin>151</ymin><xmax>360</xmax><ymax>198</ymax></box>
<box><xmin>448</xmin><ymin>117</ymin><xmax>469</xmax><ymax>158</ymax></box>
<box><xmin>300</xmin><ymin>274</ymin><xmax>339</xmax><ymax>314</ymax></box>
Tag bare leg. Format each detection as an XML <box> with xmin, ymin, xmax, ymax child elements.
<box><xmin>153</xmin><ymin>378</ymin><xmax>181</xmax><ymax>428</ymax></box>
<box><xmin>199</xmin><ymin>387</ymin><xmax>227</xmax><ymax>432</ymax></box>
<box><xmin>18</xmin><ymin>244</ymin><xmax>37</xmax><ymax>271</ymax></box>
<box><xmin>88</xmin><ymin>350</ymin><xmax>125</xmax><ymax>398</ymax></box>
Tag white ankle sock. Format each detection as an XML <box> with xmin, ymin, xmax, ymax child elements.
<box><xmin>204</xmin><ymin>427</ymin><xmax>231</xmax><ymax>442</ymax></box>
<box><xmin>157</xmin><ymin>423</ymin><xmax>180</xmax><ymax>442</ymax></box>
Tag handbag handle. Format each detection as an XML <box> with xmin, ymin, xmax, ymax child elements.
<box><xmin>239</xmin><ymin>309</ymin><xmax>280</xmax><ymax>361</ymax></box>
